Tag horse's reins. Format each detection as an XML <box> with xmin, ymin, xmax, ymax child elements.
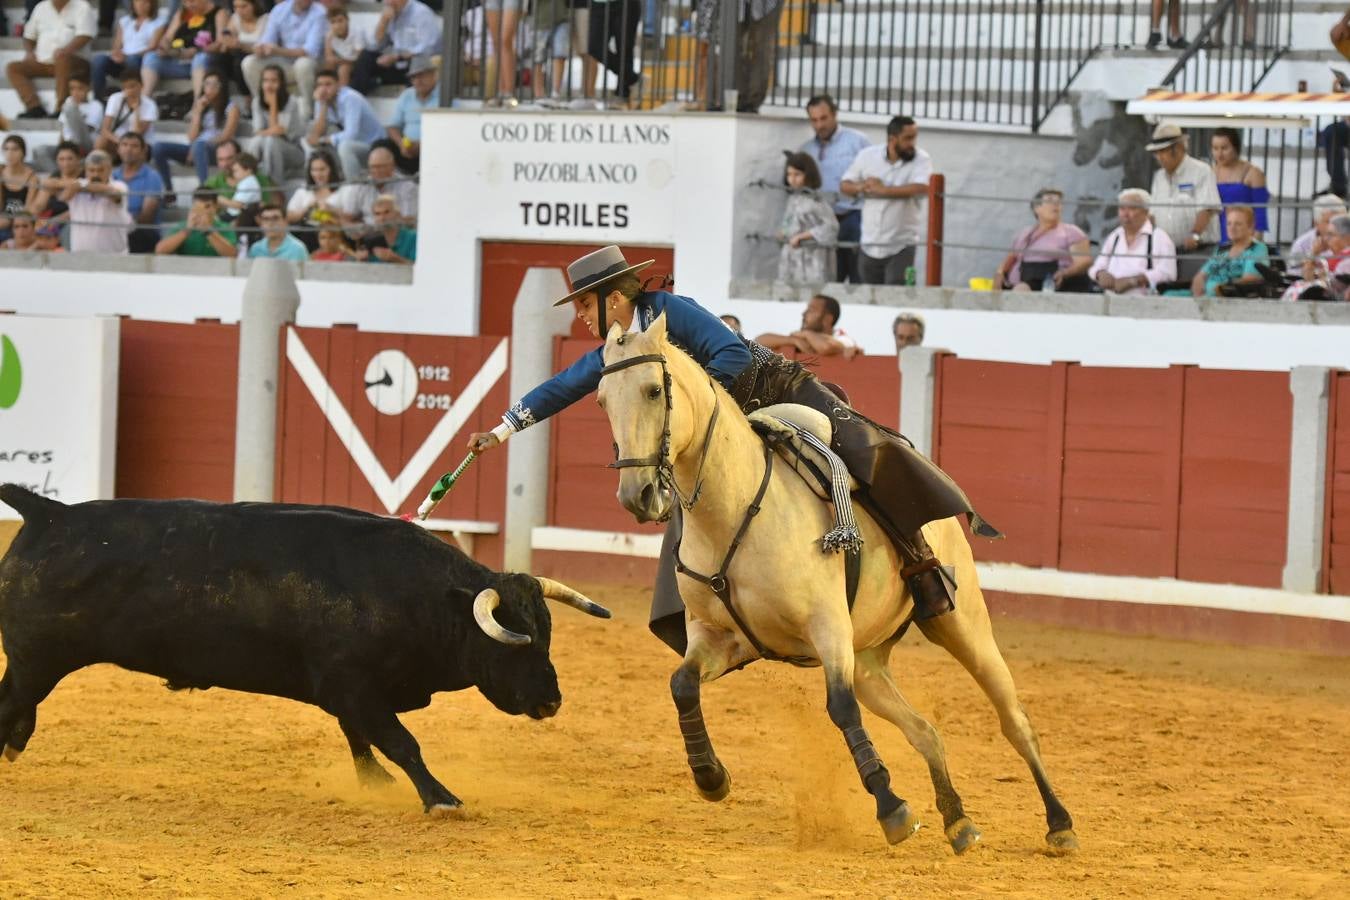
<box><xmin>600</xmin><ymin>349</ymin><xmax>719</xmax><ymax>514</ymax></box>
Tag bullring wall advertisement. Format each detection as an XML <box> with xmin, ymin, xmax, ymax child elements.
<box><xmin>0</xmin><ymin>315</ymin><xmax>119</xmax><ymax>519</ymax></box>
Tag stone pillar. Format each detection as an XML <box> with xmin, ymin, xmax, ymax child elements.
<box><xmin>1282</xmin><ymin>366</ymin><xmax>1331</xmax><ymax>593</ymax></box>
<box><xmin>504</xmin><ymin>267</ymin><xmax>574</xmax><ymax>571</ymax></box>
<box><xmin>899</xmin><ymin>346</ymin><xmax>945</xmax><ymax>457</ymax></box>
<box><xmin>233</xmin><ymin>259</ymin><xmax>301</xmax><ymax>502</ymax></box>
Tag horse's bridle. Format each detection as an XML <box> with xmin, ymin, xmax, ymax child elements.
<box><xmin>598</xmin><ymin>348</ymin><xmax>719</xmax><ymax>517</ymax></box>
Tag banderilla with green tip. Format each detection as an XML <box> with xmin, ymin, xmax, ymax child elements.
<box><xmin>416</xmin><ymin>451</ymin><xmax>478</xmax><ymax>520</ymax></box>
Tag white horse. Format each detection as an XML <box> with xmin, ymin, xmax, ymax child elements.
<box><xmin>596</xmin><ymin>315</ymin><xmax>1078</xmax><ymax>855</ymax></box>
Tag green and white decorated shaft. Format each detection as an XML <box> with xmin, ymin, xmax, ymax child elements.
<box><xmin>416</xmin><ymin>451</ymin><xmax>477</xmax><ymax>520</ymax></box>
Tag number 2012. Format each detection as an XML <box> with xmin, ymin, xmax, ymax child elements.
<box><xmin>417</xmin><ymin>394</ymin><xmax>452</xmax><ymax>410</ymax></box>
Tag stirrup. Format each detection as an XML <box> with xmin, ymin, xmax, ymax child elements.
<box><xmin>904</xmin><ymin>561</ymin><xmax>956</xmax><ymax>620</ymax></box>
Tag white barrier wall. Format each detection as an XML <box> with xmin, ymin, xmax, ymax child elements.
<box><xmin>0</xmin><ymin>314</ymin><xmax>119</xmax><ymax>517</ymax></box>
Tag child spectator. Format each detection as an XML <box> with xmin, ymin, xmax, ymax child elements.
<box><xmin>324</xmin><ymin>5</ymin><xmax>367</xmax><ymax>86</ymax></box>
<box><xmin>776</xmin><ymin>151</ymin><xmax>838</xmax><ymax>284</ymax></box>
<box><xmin>248</xmin><ymin>201</ymin><xmax>309</xmax><ymax>260</ymax></box>
<box><xmin>98</xmin><ymin>70</ymin><xmax>160</xmax><ymax>154</ymax></box>
<box><xmin>218</xmin><ymin>152</ymin><xmax>263</xmax><ymax>232</ymax></box>
<box><xmin>92</xmin><ymin>0</ymin><xmax>166</xmax><ymax>99</ymax></box>
<box><xmin>354</xmin><ymin>193</ymin><xmax>416</xmax><ymax>264</ymax></box>
<box><xmin>33</xmin><ymin>74</ymin><xmax>103</xmax><ymax>172</ymax></box>
<box><xmin>155</xmin><ymin>187</ymin><xmax>236</xmax><ymax>256</ymax></box>
<box><xmin>310</xmin><ymin>222</ymin><xmax>354</xmax><ymax>260</ymax></box>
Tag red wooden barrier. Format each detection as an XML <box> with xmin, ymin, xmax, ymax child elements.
<box><xmin>1326</xmin><ymin>372</ymin><xmax>1350</xmax><ymax>594</ymax></box>
<box><xmin>116</xmin><ymin>319</ymin><xmax>239</xmax><ymax>502</ymax></box>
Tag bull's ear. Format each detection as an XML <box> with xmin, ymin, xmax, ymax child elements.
<box><xmin>647</xmin><ymin>310</ymin><xmax>668</xmax><ymax>345</ymax></box>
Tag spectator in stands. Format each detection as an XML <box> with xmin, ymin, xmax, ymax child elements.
<box><xmin>754</xmin><ymin>293</ymin><xmax>859</xmax><ymax>358</ymax></box>
<box><xmin>1289</xmin><ymin>194</ymin><xmax>1346</xmax><ymax>260</ymax></box>
<box><xmin>354</xmin><ymin>193</ymin><xmax>416</xmax><ymax>263</ymax></box>
<box><xmin>893</xmin><ymin>312</ymin><xmax>924</xmax><ymax>353</ymax></box>
<box><xmin>1088</xmin><ymin>188</ymin><xmax>1178</xmax><ymax>294</ymax></box>
<box><xmin>323</xmin><ymin>4</ymin><xmax>366</xmax><ymax>86</ymax></box>
<box><xmin>30</xmin><ymin>141</ymin><xmax>84</xmax><ymax>229</ymax></box>
<box><xmin>1213</xmin><ymin>0</ymin><xmax>1256</xmax><ymax>50</ymax></box>
<box><xmin>347</xmin><ymin>144</ymin><xmax>417</xmax><ymax>224</ymax></box>
<box><xmin>720</xmin><ymin>313</ymin><xmax>742</xmax><ymax>335</ymax></box>
<box><xmin>776</xmin><ymin>151</ymin><xmax>837</xmax><ymax>283</ymax></box>
<box><xmin>65</xmin><ymin>149</ymin><xmax>132</xmax><ymax>254</ymax></box>
<box><xmin>1191</xmin><ymin>206</ymin><xmax>1269</xmax><ymax>297</ymax></box>
<box><xmin>1146</xmin><ymin>0</ymin><xmax>1186</xmax><ymax>49</ymax></box>
<box><xmin>801</xmin><ymin>94</ymin><xmax>869</xmax><ymax>284</ymax></box>
<box><xmin>386</xmin><ymin>55</ymin><xmax>438</xmax><ymax>174</ymax></box>
<box><xmin>155</xmin><ymin>187</ymin><xmax>236</xmax><ymax>255</ymax></box>
<box><xmin>310</xmin><ymin>221</ymin><xmax>355</xmax><ymax>260</ymax></box>
<box><xmin>141</xmin><ymin>0</ymin><xmax>223</xmax><ymax>98</ymax></box>
<box><xmin>840</xmin><ymin>115</ymin><xmax>930</xmax><ymax>285</ymax></box>
<box><xmin>482</xmin><ymin>0</ymin><xmax>524</xmax><ymax>107</ymax></box>
<box><xmin>1211</xmin><ymin>127</ymin><xmax>1269</xmax><ymax>242</ymax></box>
<box><xmin>248</xmin><ymin>201</ymin><xmax>309</xmax><ymax>260</ymax></box>
<box><xmin>587</xmin><ymin>0</ymin><xmax>641</xmax><ymax>107</ymax></box>
<box><xmin>1323</xmin><ymin>215</ymin><xmax>1350</xmax><ymax>300</ymax></box>
<box><xmin>1147</xmin><ymin>123</ymin><xmax>1220</xmax><ymax>283</ymax></box>
<box><xmin>32</xmin><ymin>73</ymin><xmax>102</xmax><ymax>172</ymax></box>
<box><xmin>97</xmin><ymin>70</ymin><xmax>159</xmax><ymax>154</ymax></box>
<box><xmin>306</xmin><ymin>69</ymin><xmax>386</xmax><ymax>179</ymax></box>
<box><xmin>91</xmin><ymin>0</ymin><xmax>164</xmax><ymax>100</ymax></box>
<box><xmin>287</xmin><ymin>149</ymin><xmax>351</xmax><ymax>250</ymax></box>
<box><xmin>113</xmin><ymin>131</ymin><xmax>164</xmax><ymax>252</ymax></box>
<box><xmin>735</xmin><ymin>0</ymin><xmax>783</xmax><ymax>113</ymax></box>
<box><xmin>202</xmin><ymin>139</ymin><xmax>279</xmax><ymax>205</ymax></box>
<box><xmin>245</xmin><ymin>64</ymin><xmax>307</xmax><ymax>184</ymax></box>
<box><xmin>352</xmin><ymin>0</ymin><xmax>442</xmax><ymax>95</ymax></box>
<box><xmin>152</xmin><ymin>70</ymin><xmax>240</xmax><ymax>191</ymax></box>
<box><xmin>217</xmin><ymin>151</ymin><xmax>262</xmax><ymax>224</ymax></box>
<box><xmin>215</xmin><ymin>0</ymin><xmax>269</xmax><ymax>95</ymax></box>
<box><xmin>995</xmin><ymin>188</ymin><xmax>1092</xmax><ymax>293</ymax></box>
<box><xmin>2</xmin><ymin>136</ymin><xmax>40</xmax><ymax>240</ymax></box>
<box><xmin>0</xmin><ymin>212</ymin><xmax>43</xmax><ymax>251</ymax></box>
<box><xmin>7</xmin><ymin>0</ymin><xmax>97</xmax><ymax>119</ymax></box>
<box><xmin>1320</xmin><ymin>114</ymin><xmax>1350</xmax><ymax>199</ymax></box>
<box><xmin>531</xmin><ymin>1</ymin><xmax>570</xmax><ymax>105</ymax></box>
<box><xmin>242</xmin><ymin>0</ymin><xmax>327</xmax><ymax>116</ymax></box>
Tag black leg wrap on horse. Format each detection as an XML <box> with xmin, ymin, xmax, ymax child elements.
<box><xmin>678</xmin><ymin>703</ymin><xmax>718</xmax><ymax>770</ymax></box>
<box><xmin>844</xmin><ymin>724</ymin><xmax>889</xmax><ymax>791</ymax></box>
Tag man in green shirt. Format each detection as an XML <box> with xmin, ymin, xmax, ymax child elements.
<box><xmin>201</xmin><ymin>140</ymin><xmax>278</xmax><ymax>203</ymax></box>
<box><xmin>154</xmin><ymin>188</ymin><xmax>237</xmax><ymax>257</ymax></box>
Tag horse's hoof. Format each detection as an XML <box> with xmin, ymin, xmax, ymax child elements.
<box><xmin>1045</xmin><ymin>829</ymin><xmax>1079</xmax><ymax>855</ymax></box>
<box><xmin>694</xmin><ymin>765</ymin><xmax>731</xmax><ymax>802</ymax></box>
<box><xmin>426</xmin><ymin>801</ymin><xmax>466</xmax><ymax>819</ymax></box>
<box><xmin>3</xmin><ymin>744</ymin><xmax>20</xmax><ymax>763</ymax></box>
<box><xmin>879</xmin><ymin>802</ymin><xmax>921</xmax><ymax>845</ymax></box>
<box><xmin>945</xmin><ymin>817</ymin><xmax>982</xmax><ymax>855</ymax></box>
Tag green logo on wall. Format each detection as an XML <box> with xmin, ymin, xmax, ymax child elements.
<box><xmin>0</xmin><ymin>335</ymin><xmax>21</xmax><ymax>409</ymax></box>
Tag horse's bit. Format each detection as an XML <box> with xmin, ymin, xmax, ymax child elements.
<box><xmin>598</xmin><ymin>349</ymin><xmax>719</xmax><ymax>517</ymax></box>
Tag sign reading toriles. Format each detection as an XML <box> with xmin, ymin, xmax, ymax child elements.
<box><xmin>0</xmin><ymin>316</ymin><xmax>119</xmax><ymax>519</ymax></box>
<box><xmin>466</xmin><ymin>115</ymin><xmax>677</xmax><ymax>241</ymax></box>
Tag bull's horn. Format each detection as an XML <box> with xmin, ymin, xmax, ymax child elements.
<box><xmin>535</xmin><ymin>577</ymin><xmax>612</xmax><ymax>619</ymax></box>
<box><xmin>472</xmin><ymin>589</ymin><xmax>531</xmax><ymax>645</ymax></box>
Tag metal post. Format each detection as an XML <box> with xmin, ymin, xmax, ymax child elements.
<box><xmin>925</xmin><ymin>173</ymin><xmax>944</xmax><ymax>287</ymax></box>
<box><xmin>233</xmin><ymin>259</ymin><xmax>301</xmax><ymax>502</ymax></box>
<box><xmin>440</xmin><ymin>0</ymin><xmax>464</xmax><ymax>106</ymax></box>
<box><xmin>1032</xmin><ymin>0</ymin><xmax>1043</xmax><ymax>131</ymax></box>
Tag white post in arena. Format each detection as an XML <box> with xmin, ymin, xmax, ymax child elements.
<box><xmin>1282</xmin><ymin>366</ymin><xmax>1331</xmax><ymax>593</ymax></box>
<box><xmin>504</xmin><ymin>267</ymin><xmax>574</xmax><ymax>571</ymax></box>
<box><xmin>233</xmin><ymin>260</ymin><xmax>302</xmax><ymax>502</ymax></box>
<box><xmin>899</xmin><ymin>346</ymin><xmax>944</xmax><ymax>457</ymax></box>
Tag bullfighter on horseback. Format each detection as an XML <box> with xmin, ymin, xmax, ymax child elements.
<box><xmin>466</xmin><ymin>245</ymin><xmax>1000</xmax><ymax>653</ymax></box>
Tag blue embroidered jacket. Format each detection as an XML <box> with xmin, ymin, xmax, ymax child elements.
<box><xmin>502</xmin><ymin>291</ymin><xmax>752</xmax><ymax>431</ymax></box>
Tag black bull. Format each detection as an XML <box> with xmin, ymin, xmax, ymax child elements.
<box><xmin>0</xmin><ymin>485</ymin><xmax>609</xmax><ymax>814</ymax></box>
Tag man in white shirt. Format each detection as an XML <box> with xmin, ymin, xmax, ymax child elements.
<box><xmin>840</xmin><ymin>115</ymin><xmax>932</xmax><ymax>285</ymax></box>
<box><xmin>6</xmin><ymin>0</ymin><xmax>96</xmax><ymax>118</ymax></box>
<box><xmin>1088</xmin><ymin>189</ymin><xmax>1178</xmax><ymax>295</ymax></box>
<box><xmin>60</xmin><ymin>150</ymin><xmax>132</xmax><ymax>254</ymax></box>
<box><xmin>754</xmin><ymin>293</ymin><xmax>862</xmax><ymax>358</ymax></box>
<box><xmin>1146</xmin><ymin>123</ymin><xmax>1220</xmax><ymax>283</ymax></box>
<box><xmin>97</xmin><ymin>70</ymin><xmax>159</xmax><ymax>153</ymax></box>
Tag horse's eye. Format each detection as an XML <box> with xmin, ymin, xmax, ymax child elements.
<box><xmin>647</xmin><ymin>385</ymin><xmax>662</xmax><ymax>400</ymax></box>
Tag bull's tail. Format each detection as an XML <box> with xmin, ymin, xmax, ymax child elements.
<box><xmin>0</xmin><ymin>484</ymin><xmax>63</xmax><ymax>526</ymax></box>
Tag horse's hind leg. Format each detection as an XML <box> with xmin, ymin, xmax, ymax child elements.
<box><xmin>670</xmin><ymin>623</ymin><xmax>747</xmax><ymax>802</ymax></box>
<box><xmin>918</xmin><ymin>609</ymin><xmax>1079</xmax><ymax>854</ymax></box>
<box><xmin>854</xmin><ymin>644</ymin><xmax>982</xmax><ymax>855</ymax></box>
<box><xmin>809</xmin><ymin>619</ymin><xmax>919</xmax><ymax>846</ymax></box>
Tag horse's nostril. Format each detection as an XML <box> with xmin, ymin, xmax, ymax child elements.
<box><xmin>640</xmin><ymin>482</ymin><xmax>657</xmax><ymax>510</ymax></box>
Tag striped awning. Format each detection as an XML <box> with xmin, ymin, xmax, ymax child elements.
<box><xmin>1127</xmin><ymin>89</ymin><xmax>1350</xmax><ymax>120</ymax></box>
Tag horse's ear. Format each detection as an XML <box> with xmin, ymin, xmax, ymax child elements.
<box><xmin>647</xmin><ymin>311</ymin><xmax>669</xmax><ymax>345</ymax></box>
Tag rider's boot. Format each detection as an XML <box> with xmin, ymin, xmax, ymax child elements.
<box><xmin>900</xmin><ymin>530</ymin><xmax>956</xmax><ymax>620</ymax></box>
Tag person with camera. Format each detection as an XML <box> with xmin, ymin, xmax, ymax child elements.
<box><xmin>353</xmin><ymin>193</ymin><xmax>415</xmax><ymax>264</ymax></box>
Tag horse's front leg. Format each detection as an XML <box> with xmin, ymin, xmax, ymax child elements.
<box><xmin>810</xmin><ymin>615</ymin><xmax>921</xmax><ymax>845</ymax></box>
<box><xmin>670</xmin><ymin>621</ymin><xmax>749</xmax><ymax>802</ymax></box>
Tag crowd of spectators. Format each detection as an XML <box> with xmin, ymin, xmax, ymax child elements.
<box><xmin>0</xmin><ymin>0</ymin><xmax>440</xmax><ymax>262</ymax></box>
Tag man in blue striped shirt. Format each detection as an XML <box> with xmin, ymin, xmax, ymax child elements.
<box><xmin>800</xmin><ymin>95</ymin><xmax>870</xmax><ymax>283</ymax></box>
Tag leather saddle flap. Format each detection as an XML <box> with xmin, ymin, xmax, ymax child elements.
<box><xmin>748</xmin><ymin>403</ymin><xmax>860</xmax><ymax>500</ymax></box>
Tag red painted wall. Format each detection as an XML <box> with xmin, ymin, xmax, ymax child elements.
<box><xmin>1327</xmin><ymin>372</ymin><xmax>1350</xmax><ymax>595</ymax></box>
<box><xmin>116</xmin><ymin>319</ymin><xmax>239</xmax><ymax>501</ymax></box>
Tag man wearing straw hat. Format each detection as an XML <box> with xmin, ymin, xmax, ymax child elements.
<box><xmin>1146</xmin><ymin>122</ymin><xmax>1221</xmax><ymax>283</ymax></box>
<box><xmin>465</xmin><ymin>245</ymin><xmax>998</xmax><ymax>654</ymax></box>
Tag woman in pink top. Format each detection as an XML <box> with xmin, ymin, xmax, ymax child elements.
<box><xmin>995</xmin><ymin>188</ymin><xmax>1092</xmax><ymax>292</ymax></box>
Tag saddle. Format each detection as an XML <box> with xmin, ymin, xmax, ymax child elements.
<box><xmin>748</xmin><ymin>403</ymin><xmax>858</xmax><ymax>500</ymax></box>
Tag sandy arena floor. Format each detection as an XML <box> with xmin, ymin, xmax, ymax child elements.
<box><xmin>1</xmin><ymin>573</ymin><xmax>1348</xmax><ymax>899</ymax></box>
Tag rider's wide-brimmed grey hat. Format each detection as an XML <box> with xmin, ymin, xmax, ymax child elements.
<box><xmin>552</xmin><ymin>245</ymin><xmax>656</xmax><ymax>306</ymax></box>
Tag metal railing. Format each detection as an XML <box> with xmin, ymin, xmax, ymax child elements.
<box><xmin>1160</xmin><ymin>0</ymin><xmax>1295</xmax><ymax>93</ymax></box>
